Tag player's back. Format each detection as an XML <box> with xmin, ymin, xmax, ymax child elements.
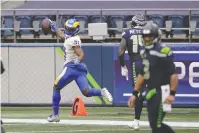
<box><xmin>122</xmin><ymin>21</ymin><xmax>154</xmax><ymax>62</ymax></box>
<box><xmin>141</xmin><ymin>44</ymin><xmax>174</xmax><ymax>89</ymax></box>
<box><xmin>122</xmin><ymin>27</ymin><xmax>144</xmax><ymax>62</ymax></box>
<box><xmin>64</xmin><ymin>35</ymin><xmax>81</xmax><ymax>64</ymax></box>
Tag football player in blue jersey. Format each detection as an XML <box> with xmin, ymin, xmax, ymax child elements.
<box><xmin>128</xmin><ymin>21</ymin><xmax>178</xmax><ymax>133</ymax></box>
<box><xmin>118</xmin><ymin>14</ymin><xmax>148</xmax><ymax>130</ymax></box>
<box><xmin>46</xmin><ymin>18</ymin><xmax>113</xmax><ymax>122</ymax></box>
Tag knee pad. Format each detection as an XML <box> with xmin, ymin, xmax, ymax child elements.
<box><xmin>82</xmin><ymin>88</ymin><xmax>89</xmax><ymax>97</ymax></box>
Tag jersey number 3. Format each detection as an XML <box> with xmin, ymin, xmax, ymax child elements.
<box><xmin>130</xmin><ymin>35</ymin><xmax>143</xmax><ymax>53</ymax></box>
<box><xmin>143</xmin><ymin>59</ymin><xmax>150</xmax><ymax>79</ymax></box>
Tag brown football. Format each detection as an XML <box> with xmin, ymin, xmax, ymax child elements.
<box><xmin>41</xmin><ymin>18</ymin><xmax>51</xmax><ymax>35</ymax></box>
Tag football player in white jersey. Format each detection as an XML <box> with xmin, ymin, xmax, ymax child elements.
<box><xmin>47</xmin><ymin>18</ymin><xmax>113</xmax><ymax>122</ymax></box>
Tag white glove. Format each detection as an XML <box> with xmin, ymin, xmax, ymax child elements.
<box><xmin>121</xmin><ymin>66</ymin><xmax>128</xmax><ymax>80</ymax></box>
<box><xmin>73</xmin><ymin>58</ymin><xmax>81</xmax><ymax>64</ymax></box>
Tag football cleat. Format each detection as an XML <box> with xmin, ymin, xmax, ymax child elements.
<box><xmin>47</xmin><ymin>114</ymin><xmax>60</xmax><ymax>122</ymax></box>
<box><xmin>101</xmin><ymin>88</ymin><xmax>113</xmax><ymax>102</ymax></box>
<box><xmin>128</xmin><ymin>119</ymin><xmax>140</xmax><ymax>130</ymax></box>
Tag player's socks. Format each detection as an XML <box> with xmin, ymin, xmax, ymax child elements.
<box><xmin>87</xmin><ymin>89</ymin><xmax>102</xmax><ymax>97</ymax></box>
<box><xmin>52</xmin><ymin>90</ymin><xmax>61</xmax><ymax>115</ymax></box>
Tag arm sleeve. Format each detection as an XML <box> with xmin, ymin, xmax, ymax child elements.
<box><xmin>166</xmin><ymin>56</ymin><xmax>176</xmax><ymax>75</ymax></box>
<box><xmin>162</xmin><ymin>53</ymin><xmax>176</xmax><ymax>75</ymax></box>
<box><xmin>118</xmin><ymin>38</ymin><xmax>127</xmax><ymax>66</ymax></box>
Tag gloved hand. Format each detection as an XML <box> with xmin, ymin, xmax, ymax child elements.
<box><xmin>48</xmin><ymin>19</ymin><xmax>57</xmax><ymax>32</ymax></box>
<box><xmin>121</xmin><ymin>65</ymin><xmax>128</xmax><ymax>80</ymax></box>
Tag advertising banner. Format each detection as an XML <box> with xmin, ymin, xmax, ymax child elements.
<box><xmin>113</xmin><ymin>44</ymin><xmax>199</xmax><ymax>105</ymax></box>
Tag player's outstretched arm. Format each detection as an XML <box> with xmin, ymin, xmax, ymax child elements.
<box><xmin>55</xmin><ymin>29</ymin><xmax>66</xmax><ymax>40</ymax></box>
<box><xmin>48</xmin><ymin>19</ymin><xmax>65</xmax><ymax>40</ymax></box>
<box><xmin>73</xmin><ymin>45</ymin><xmax>84</xmax><ymax>62</ymax></box>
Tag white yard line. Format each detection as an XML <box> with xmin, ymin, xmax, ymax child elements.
<box><xmin>3</xmin><ymin>118</ymin><xmax>199</xmax><ymax>128</ymax></box>
<box><xmin>6</xmin><ymin>129</ymin><xmax>137</xmax><ymax>133</ymax></box>
<box><xmin>6</xmin><ymin>128</ymin><xmax>199</xmax><ymax>133</ymax></box>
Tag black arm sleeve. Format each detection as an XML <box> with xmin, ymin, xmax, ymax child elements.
<box><xmin>118</xmin><ymin>38</ymin><xmax>127</xmax><ymax>67</ymax></box>
<box><xmin>164</xmin><ymin>55</ymin><xmax>176</xmax><ymax>75</ymax></box>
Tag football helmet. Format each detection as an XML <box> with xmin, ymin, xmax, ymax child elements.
<box><xmin>64</xmin><ymin>18</ymin><xmax>80</xmax><ymax>37</ymax></box>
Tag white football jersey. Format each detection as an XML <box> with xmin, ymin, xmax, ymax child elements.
<box><xmin>63</xmin><ymin>35</ymin><xmax>81</xmax><ymax>64</ymax></box>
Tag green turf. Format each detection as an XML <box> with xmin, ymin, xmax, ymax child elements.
<box><xmin>3</xmin><ymin>124</ymin><xmax>199</xmax><ymax>133</ymax></box>
<box><xmin>1</xmin><ymin>107</ymin><xmax>199</xmax><ymax>133</ymax></box>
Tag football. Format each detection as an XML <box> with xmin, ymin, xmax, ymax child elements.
<box><xmin>41</xmin><ymin>18</ymin><xmax>51</xmax><ymax>35</ymax></box>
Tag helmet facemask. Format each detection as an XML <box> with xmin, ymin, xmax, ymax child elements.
<box><xmin>143</xmin><ymin>33</ymin><xmax>154</xmax><ymax>49</ymax></box>
<box><xmin>64</xmin><ymin>25</ymin><xmax>79</xmax><ymax>36</ymax></box>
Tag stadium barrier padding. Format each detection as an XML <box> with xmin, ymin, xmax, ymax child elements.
<box><xmin>1</xmin><ymin>43</ymin><xmax>199</xmax><ymax>107</ymax></box>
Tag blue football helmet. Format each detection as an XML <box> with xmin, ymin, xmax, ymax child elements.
<box><xmin>142</xmin><ymin>22</ymin><xmax>161</xmax><ymax>49</ymax></box>
<box><xmin>131</xmin><ymin>14</ymin><xmax>147</xmax><ymax>28</ymax></box>
<box><xmin>64</xmin><ymin>18</ymin><xmax>80</xmax><ymax>37</ymax></box>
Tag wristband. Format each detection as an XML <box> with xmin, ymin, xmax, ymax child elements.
<box><xmin>51</xmin><ymin>24</ymin><xmax>57</xmax><ymax>32</ymax></box>
<box><xmin>132</xmin><ymin>90</ymin><xmax>139</xmax><ymax>97</ymax></box>
<box><xmin>118</xmin><ymin>54</ymin><xmax>125</xmax><ymax>67</ymax></box>
<box><xmin>170</xmin><ymin>91</ymin><xmax>176</xmax><ymax>96</ymax></box>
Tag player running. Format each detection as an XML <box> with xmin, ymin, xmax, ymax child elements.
<box><xmin>128</xmin><ymin>22</ymin><xmax>178</xmax><ymax>133</ymax></box>
<box><xmin>46</xmin><ymin>18</ymin><xmax>113</xmax><ymax>122</ymax></box>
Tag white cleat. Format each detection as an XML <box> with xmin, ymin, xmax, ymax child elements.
<box><xmin>47</xmin><ymin>114</ymin><xmax>60</xmax><ymax>122</ymax></box>
<box><xmin>128</xmin><ymin>119</ymin><xmax>140</xmax><ymax>131</ymax></box>
<box><xmin>101</xmin><ymin>88</ymin><xmax>113</xmax><ymax>102</ymax></box>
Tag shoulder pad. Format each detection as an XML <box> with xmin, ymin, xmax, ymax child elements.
<box><xmin>160</xmin><ymin>46</ymin><xmax>171</xmax><ymax>55</ymax></box>
<box><xmin>150</xmin><ymin>45</ymin><xmax>173</xmax><ymax>58</ymax></box>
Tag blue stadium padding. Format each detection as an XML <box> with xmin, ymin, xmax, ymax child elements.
<box><xmin>101</xmin><ymin>45</ymin><xmax>115</xmax><ymax>98</ymax></box>
<box><xmin>109</xmin><ymin>15</ymin><xmax>125</xmax><ymax>34</ymax></box>
<box><xmin>82</xmin><ymin>45</ymin><xmax>102</xmax><ymax>87</ymax></box>
<box><xmin>149</xmin><ymin>14</ymin><xmax>165</xmax><ymax>28</ymax></box>
<box><xmin>1</xmin><ymin>43</ymin><xmax>199</xmax><ymax>107</ymax></box>
<box><xmin>168</xmin><ymin>15</ymin><xmax>185</xmax><ymax>34</ymax></box>
<box><xmin>3</xmin><ymin>16</ymin><xmax>13</xmax><ymax>36</ymax></box>
<box><xmin>73</xmin><ymin>16</ymin><xmax>88</xmax><ymax>34</ymax></box>
<box><xmin>191</xmin><ymin>14</ymin><xmax>199</xmax><ymax>35</ymax></box>
<box><xmin>16</xmin><ymin>16</ymin><xmax>32</xmax><ymax>34</ymax></box>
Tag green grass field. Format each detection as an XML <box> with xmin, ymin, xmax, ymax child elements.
<box><xmin>1</xmin><ymin>107</ymin><xmax>199</xmax><ymax>133</ymax></box>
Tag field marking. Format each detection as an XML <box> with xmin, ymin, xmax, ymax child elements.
<box><xmin>3</xmin><ymin>119</ymin><xmax>199</xmax><ymax>128</ymax></box>
<box><xmin>125</xmin><ymin>51</ymin><xmax>199</xmax><ymax>54</ymax></box>
<box><xmin>6</xmin><ymin>129</ymin><xmax>141</xmax><ymax>133</ymax></box>
<box><xmin>123</xmin><ymin>93</ymin><xmax>199</xmax><ymax>97</ymax></box>
<box><xmin>6</xmin><ymin>128</ymin><xmax>199</xmax><ymax>133</ymax></box>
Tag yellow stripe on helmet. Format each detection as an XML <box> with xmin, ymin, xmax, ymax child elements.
<box><xmin>72</xmin><ymin>21</ymin><xmax>80</xmax><ymax>28</ymax></box>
